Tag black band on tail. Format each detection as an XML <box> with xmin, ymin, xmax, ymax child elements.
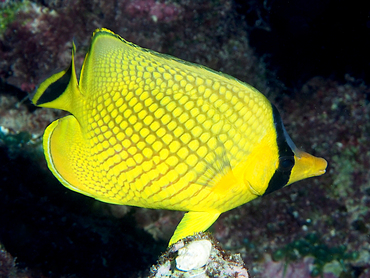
<box><xmin>36</xmin><ymin>64</ymin><xmax>72</xmax><ymax>105</ymax></box>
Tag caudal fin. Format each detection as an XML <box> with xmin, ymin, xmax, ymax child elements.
<box><xmin>32</xmin><ymin>43</ymin><xmax>79</xmax><ymax>113</ymax></box>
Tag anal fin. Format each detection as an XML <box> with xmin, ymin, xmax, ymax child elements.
<box><xmin>44</xmin><ymin>115</ymin><xmax>90</xmax><ymax>196</ymax></box>
<box><xmin>169</xmin><ymin>211</ymin><xmax>221</xmax><ymax>246</ymax></box>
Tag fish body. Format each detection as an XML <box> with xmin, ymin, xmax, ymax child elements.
<box><xmin>33</xmin><ymin>28</ymin><xmax>327</xmax><ymax>245</ymax></box>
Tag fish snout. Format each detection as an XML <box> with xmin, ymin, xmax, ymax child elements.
<box><xmin>288</xmin><ymin>150</ymin><xmax>328</xmax><ymax>185</ymax></box>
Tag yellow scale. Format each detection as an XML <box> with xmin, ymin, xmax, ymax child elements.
<box><xmin>33</xmin><ymin>28</ymin><xmax>327</xmax><ymax>245</ymax></box>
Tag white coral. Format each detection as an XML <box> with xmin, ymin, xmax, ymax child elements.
<box><xmin>176</xmin><ymin>240</ymin><xmax>212</xmax><ymax>271</ymax></box>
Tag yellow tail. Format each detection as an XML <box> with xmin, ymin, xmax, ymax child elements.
<box><xmin>32</xmin><ymin>42</ymin><xmax>79</xmax><ymax>113</ymax></box>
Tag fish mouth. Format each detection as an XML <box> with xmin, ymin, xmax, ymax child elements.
<box><xmin>317</xmin><ymin>168</ymin><xmax>326</xmax><ymax>175</ymax></box>
<box><xmin>315</xmin><ymin>157</ymin><xmax>328</xmax><ymax>175</ymax></box>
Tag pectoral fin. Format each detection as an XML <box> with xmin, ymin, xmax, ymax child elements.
<box><xmin>169</xmin><ymin>211</ymin><xmax>221</xmax><ymax>246</ymax></box>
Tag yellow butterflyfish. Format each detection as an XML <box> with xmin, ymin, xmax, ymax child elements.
<box><xmin>32</xmin><ymin>28</ymin><xmax>327</xmax><ymax>246</ymax></box>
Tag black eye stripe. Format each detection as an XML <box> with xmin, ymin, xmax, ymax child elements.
<box><xmin>263</xmin><ymin>105</ymin><xmax>295</xmax><ymax>196</ymax></box>
<box><xmin>279</xmin><ymin>156</ymin><xmax>295</xmax><ymax>171</ymax></box>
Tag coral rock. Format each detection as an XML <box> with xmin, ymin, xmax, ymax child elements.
<box><xmin>150</xmin><ymin>233</ymin><xmax>249</xmax><ymax>278</ymax></box>
<box><xmin>176</xmin><ymin>239</ymin><xmax>212</xmax><ymax>271</ymax></box>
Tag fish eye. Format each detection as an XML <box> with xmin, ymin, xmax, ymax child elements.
<box><xmin>279</xmin><ymin>156</ymin><xmax>295</xmax><ymax>171</ymax></box>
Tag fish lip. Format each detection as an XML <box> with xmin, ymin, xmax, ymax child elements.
<box><xmin>317</xmin><ymin>169</ymin><xmax>326</xmax><ymax>175</ymax></box>
<box><xmin>315</xmin><ymin>157</ymin><xmax>328</xmax><ymax>176</ymax></box>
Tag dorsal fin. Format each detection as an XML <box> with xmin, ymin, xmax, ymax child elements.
<box><xmin>79</xmin><ymin>28</ymin><xmax>126</xmax><ymax>95</ymax></box>
<box><xmin>32</xmin><ymin>42</ymin><xmax>79</xmax><ymax>113</ymax></box>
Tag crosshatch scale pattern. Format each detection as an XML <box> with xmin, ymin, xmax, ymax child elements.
<box><xmin>71</xmin><ymin>32</ymin><xmax>272</xmax><ymax>212</ymax></box>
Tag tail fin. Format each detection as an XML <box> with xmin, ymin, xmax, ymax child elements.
<box><xmin>32</xmin><ymin>42</ymin><xmax>79</xmax><ymax>113</ymax></box>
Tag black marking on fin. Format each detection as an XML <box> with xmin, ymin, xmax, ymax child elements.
<box><xmin>263</xmin><ymin>105</ymin><xmax>295</xmax><ymax>196</ymax></box>
<box><xmin>37</xmin><ymin>64</ymin><xmax>72</xmax><ymax>105</ymax></box>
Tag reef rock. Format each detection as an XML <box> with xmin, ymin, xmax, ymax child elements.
<box><xmin>150</xmin><ymin>233</ymin><xmax>249</xmax><ymax>278</ymax></box>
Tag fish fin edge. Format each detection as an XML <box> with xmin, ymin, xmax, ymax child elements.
<box><xmin>169</xmin><ymin>211</ymin><xmax>221</xmax><ymax>246</ymax></box>
<box><xmin>44</xmin><ymin>115</ymin><xmax>91</xmax><ymax>196</ymax></box>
